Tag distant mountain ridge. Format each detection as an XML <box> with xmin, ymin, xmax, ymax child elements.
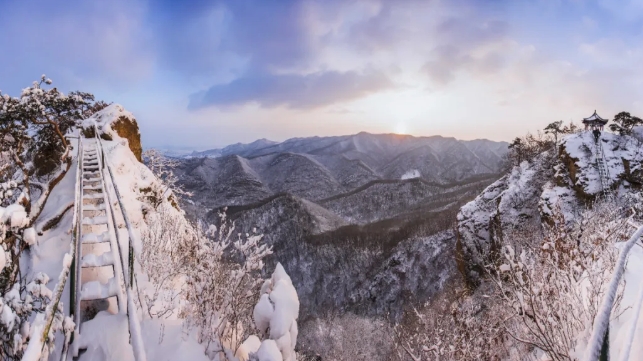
<box><xmin>175</xmin><ymin>132</ymin><xmax>509</xmax><ymax>210</ymax></box>
<box><xmin>185</xmin><ymin>138</ymin><xmax>278</xmax><ymax>158</ymax></box>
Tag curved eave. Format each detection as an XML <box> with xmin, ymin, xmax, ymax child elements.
<box><xmin>582</xmin><ymin>119</ymin><xmax>608</xmax><ymax>125</ymax></box>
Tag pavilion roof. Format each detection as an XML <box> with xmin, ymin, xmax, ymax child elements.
<box><xmin>582</xmin><ymin>110</ymin><xmax>608</xmax><ymax>125</ymax></box>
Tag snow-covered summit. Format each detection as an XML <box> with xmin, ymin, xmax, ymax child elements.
<box><xmin>559</xmin><ymin>131</ymin><xmax>642</xmax><ymax>198</ymax></box>
<box><xmin>82</xmin><ymin>103</ymin><xmax>143</xmax><ymax>161</ymax></box>
<box><xmin>456</xmin><ymin>130</ymin><xmax>643</xmax><ymax>285</ymax></box>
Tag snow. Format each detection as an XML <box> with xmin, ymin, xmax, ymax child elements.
<box><xmin>561</xmin><ymin>131</ymin><xmax>643</xmax><ymax>196</ymax></box>
<box><xmin>583</xmin><ymin>113</ymin><xmax>607</xmax><ymax>122</ymax></box>
<box><xmin>81</xmin><ymin>252</ymin><xmax>115</xmax><ymax>267</ymax></box>
<box><xmin>23</xmin><ymin>227</ymin><xmax>36</xmax><ymax>246</ymax></box>
<box><xmin>607</xmin><ymin>241</ymin><xmax>643</xmax><ymax>360</ymax></box>
<box><xmin>252</xmin><ymin>263</ymin><xmax>299</xmax><ymax>361</ymax></box>
<box><xmin>539</xmin><ymin>182</ymin><xmax>579</xmax><ymax>223</ymax></box>
<box><xmin>5</xmin><ymin>105</ymin><xmax>302</xmax><ymax>360</ymax></box>
<box><xmin>79</xmin><ymin>312</ymin><xmax>135</xmax><ymax>361</ymax></box>
<box><xmin>139</xmin><ymin>318</ymin><xmax>209</xmax><ymax>361</ymax></box>
<box><xmin>582</xmin><ymin>225</ymin><xmax>643</xmax><ymax>361</ymax></box>
<box><xmin>82</xmin><ymin>104</ymin><xmax>137</xmax><ymax>141</ymax></box>
<box><xmin>255</xmin><ymin>340</ymin><xmax>283</xmax><ymax>361</ymax></box>
<box><xmin>80</xmin><ymin>277</ymin><xmax>119</xmax><ymax>300</ymax></box>
<box><xmin>10</xmin><ymin>210</ymin><xmax>27</xmax><ymax>228</ymax></box>
<box><xmin>268</xmin><ymin>279</ymin><xmax>298</xmax><ymax>340</ymax></box>
<box><xmin>20</xmin><ymin>313</ymin><xmax>45</xmax><ymax>361</ymax></box>
<box><xmin>0</xmin><ymin>248</ymin><xmax>5</xmax><ymax>271</ymax></box>
<box><xmin>401</xmin><ymin>169</ymin><xmax>421</xmax><ymax>180</ymax></box>
<box><xmin>253</xmin><ymin>294</ymin><xmax>273</xmax><ymax>334</ymax></box>
<box><xmin>235</xmin><ymin>335</ymin><xmax>261</xmax><ymax>361</ymax></box>
<box><xmin>1</xmin><ymin>300</ymin><xmax>17</xmax><ymax>332</ymax></box>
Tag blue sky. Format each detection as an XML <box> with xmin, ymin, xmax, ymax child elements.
<box><xmin>1</xmin><ymin>0</ymin><xmax>643</xmax><ymax>149</ymax></box>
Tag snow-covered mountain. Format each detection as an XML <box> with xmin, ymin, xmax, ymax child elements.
<box><xmin>169</xmin><ymin>133</ymin><xmax>507</xmax><ymax>360</ymax></box>
<box><xmin>184</xmin><ymin>138</ymin><xmax>279</xmax><ymax>158</ymax></box>
<box><xmin>457</xmin><ymin>130</ymin><xmax>643</xmax><ymax>285</ymax></box>
<box><xmin>175</xmin><ymin>132</ymin><xmax>508</xmax><ymax>210</ymax></box>
<box><xmin>454</xmin><ymin>129</ymin><xmax>643</xmax><ymax>360</ymax></box>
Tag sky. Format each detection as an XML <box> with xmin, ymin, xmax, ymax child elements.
<box><xmin>1</xmin><ymin>0</ymin><xmax>643</xmax><ymax>149</ymax></box>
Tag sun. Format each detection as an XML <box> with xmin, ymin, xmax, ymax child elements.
<box><xmin>394</xmin><ymin>123</ymin><xmax>407</xmax><ymax>135</ymax></box>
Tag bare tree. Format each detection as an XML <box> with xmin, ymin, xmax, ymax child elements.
<box><xmin>139</xmin><ymin>199</ymin><xmax>272</xmax><ymax>360</ymax></box>
<box><xmin>489</xmin><ymin>201</ymin><xmax>628</xmax><ymax>361</ymax></box>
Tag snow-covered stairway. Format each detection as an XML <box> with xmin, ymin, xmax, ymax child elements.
<box><xmin>595</xmin><ymin>137</ymin><xmax>611</xmax><ymax>196</ymax></box>
<box><xmin>72</xmin><ymin>138</ymin><xmax>127</xmax><ymax>356</ymax></box>
<box><xmin>67</xmin><ymin>127</ymin><xmax>147</xmax><ymax>361</ymax></box>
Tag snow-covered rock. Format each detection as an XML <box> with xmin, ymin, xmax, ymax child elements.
<box><xmin>253</xmin><ymin>340</ymin><xmax>282</xmax><ymax>361</ymax></box>
<box><xmin>559</xmin><ymin>131</ymin><xmax>643</xmax><ymax>198</ymax></box>
<box><xmin>252</xmin><ymin>263</ymin><xmax>299</xmax><ymax>361</ymax></box>
<box><xmin>23</xmin><ymin>227</ymin><xmax>37</xmax><ymax>246</ymax></box>
<box><xmin>457</xmin><ymin>157</ymin><xmax>549</xmax><ymax>284</ymax></box>
<box><xmin>83</xmin><ymin>104</ymin><xmax>142</xmax><ymax>162</ymax></box>
<box><xmin>456</xmin><ymin>130</ymin><xmax>643</xmax><ymax>285</ymax></box>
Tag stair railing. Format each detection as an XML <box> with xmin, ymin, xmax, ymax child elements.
<box><xmin>93</xmin><ymin>124</ymin><xmax>148</xmax><ymax>361</ymax></box>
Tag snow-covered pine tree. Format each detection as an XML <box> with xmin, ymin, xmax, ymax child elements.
<box><xmin>0</xmin><ymin>76</ymin><xmax>104</xmax><ymax>359</ymax></box>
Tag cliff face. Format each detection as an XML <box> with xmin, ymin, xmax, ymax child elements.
<box><xmin>456</xmin><ymin>130</ymin><xmax>643</xmax><ymax>285</ymax></box>
<box><xmin>82</xmin><ymin>104</ymin><xmax>143</xmax><ymax>162</ymax></box>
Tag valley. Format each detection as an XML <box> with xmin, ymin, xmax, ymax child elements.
<box><xmin>171</xmin><ymin>132</ymin><xmax>508</xmax><ymax>359</ymax></box>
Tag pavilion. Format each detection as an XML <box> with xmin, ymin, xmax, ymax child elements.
<box><xmin>582</xmin><ymin>110</ymin><xmax>608</xmax><ymax>131</ymax></box>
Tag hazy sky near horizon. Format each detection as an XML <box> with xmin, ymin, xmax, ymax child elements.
<box><xmin>1</xmin><ymin>0</ymin><xmax>643</xmax><ymax>149</ymax></box>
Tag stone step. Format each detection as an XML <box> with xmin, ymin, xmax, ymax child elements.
<box><xmin>83</xmin><ymin>193</ymin><xmax>104</xmax><ymax>199</ymax></box>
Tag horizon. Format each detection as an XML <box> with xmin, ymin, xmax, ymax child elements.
<box><xmin>157</xmin><ymin>129</ymin><xmax>513</xmax><ymax>153</ymax></box>
<box><xmin>1</xmin><ymin>1</ymin><xmax>641</xmax><ymax>148</ymax></box>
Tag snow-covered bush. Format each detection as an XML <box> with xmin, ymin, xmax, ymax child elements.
<box><xmin>392</xmin><ymin>283</ymin><xmax>523</xmax><ymax>361</ymax></box>
<box><xmin>142</xmin><ymin>149</ymin><xmax>191</xmax><ymax>209</ymax></box>
<box><xmin>140</xmin><ymin>202</ymin><xmax>274</xmax><ymax>360</ymax></box>
<box><xmin>0</xmin><ymin>187</ymin><xmax>68</xmax><ymax>359</ymax></box>
<box><xmin>298</xmin><ymin>313</ymin><xmax>394</xmax><ymax>360</ymax></box>
<box><xmin>490</xmin><ymin>200</ymin><xmax>628</xmax><ymax>361</ymax></box>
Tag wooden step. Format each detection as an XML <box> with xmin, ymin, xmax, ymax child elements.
<box><xmin>83</xmin><ymin>204</ymin><xmax>106</xmax><ymax>211</ymax></box>
<box><xmin>80</xmin><ymin>278</ymin><xmax>119</xmax><ymax>301</ymax></box>
<box><xmin>82</xmin><ymin>231</ymin><xmax>110</xmax><ymax>244</ymax></box>
<box><xmin>81</xmin><ymin>252</ymin><xmax>115</xmax><ymax>268</ymax></box>
<box><xmin>82</xmin><ymin>216</ymin><xmax>108</xmax><ymax>225</ymax></box>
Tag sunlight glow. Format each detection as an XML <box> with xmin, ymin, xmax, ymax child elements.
<box><xmin>394</xmin><ymin>122</ymin><xmax>407</xmax><ymax>134</ymax></box>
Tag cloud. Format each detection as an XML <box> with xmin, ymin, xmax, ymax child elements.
<box><xmin>168</xmin><ymin>0</ymin><xmax>515</xmax><ymax>109</ymax></box>
<box><xmin>189</xmin><ymin>69</ymin><xmax>394</xmax><ymax>109</ymax></box>
<box><xmin>418</xmin><ymin>12</ymin><xmax>512</xmax><ymax>86</ymax></box>
<box><xmin>0</xmin><ymin>0</ymin><xmax>153</xmax><ymax>92</ymax></box>
<box><xmin>152</xmin><ymin>0</ymin><xmax>312</xmax><ymax>77</ymax></box>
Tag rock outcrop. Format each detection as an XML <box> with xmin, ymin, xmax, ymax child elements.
<box><xmin>456</xmin><ymin>130</ymin><xmax>643</xmax><ymax>286</ymax></box>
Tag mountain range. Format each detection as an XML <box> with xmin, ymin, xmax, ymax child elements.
<box><xmin>175</xmin><ymin>132</ymin><xmax>509</xmax><ymax>211</ymax></box>
<box><xmin>171</xmin><ymin>131</ymin><xmax>509</xmax><ymax>359</ymax></box>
